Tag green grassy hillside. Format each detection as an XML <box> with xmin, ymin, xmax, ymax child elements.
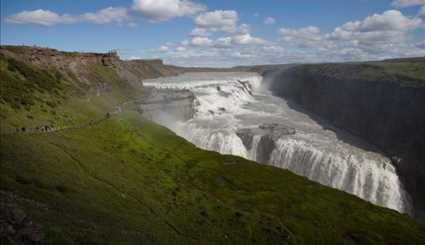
<box><xmin>1</xmin><ymin>48</ymin><xmax>425</xmax><ymax>244</ymax></box>
<box><xmin>289</xmin><ymin>59</ymin><xmax>425</xmax><ymax>87</ymax></box>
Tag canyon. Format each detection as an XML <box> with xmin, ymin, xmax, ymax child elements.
<box><xmin>1</xmin><ymin>46</ymin><xmax>424</xmax><ymax>244</ymax></box>
<box><xmin>142</xmin><ymin>70</ymin><xmax>417</xmax><ymax>215</ymax></box>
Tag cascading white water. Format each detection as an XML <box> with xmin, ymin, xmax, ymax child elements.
<box><xmin>269</xmin><ymin>138</ymin><xmax>409</xmax><ymax>212</ymax></box>
<box><xmin>143</xmin><ymin>72</ymin><xmax>412</xmax><ymax>214</ymax></box>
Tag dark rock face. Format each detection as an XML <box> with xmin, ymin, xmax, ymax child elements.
<box><xmin>268</xmin><ymin>64</ymin><xmax>425</xmax><ymax>217</ymax></box>
<box><xmin>236</xmin><ymin>124</ymin><xmax>296</xmax><ymax>164</ymax></box>
<box><xmin>236</xmin><ymin>129</ymin><xmax>254</xmax><ymax>150</ymax></box>
<box><xmin>259</xmin><ymin>123</ymin><xmax>296</xmax><ymax>137</ymax></box>
<box><xmin>256</xmin><ymin>135</ymin><xmax>275</xmax><ymax>164</ymax></box>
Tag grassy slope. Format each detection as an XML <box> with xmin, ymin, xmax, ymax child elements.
<box><xmin>290</xmin><ymin>59</ymin><xmax>425</xmax><ymax>87</ymax></box>
<box><xmin>1</xmin><ymin>52</ymin><xmax>425</xmax><ymax>244</ymax></box>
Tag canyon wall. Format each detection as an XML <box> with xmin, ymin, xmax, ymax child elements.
<box><xmin>267</xmin><ymin>60</ymin><xmax>425</xmax><ymax>218</ymax></box>
<box><xmin>0</xmin><ymin>45</ymin><xmax>179</xmax><ymax>88</ymax></box>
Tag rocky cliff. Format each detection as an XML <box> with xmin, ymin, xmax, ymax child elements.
<box><xmin>268</xmin><ymin>59</ymin><xmax>425</xmax><ymax>218</ymax></box>
<box><xmin>0</xmin><ymin>45</ymin><xmax>178</xmax><ymax>88</ymax></box>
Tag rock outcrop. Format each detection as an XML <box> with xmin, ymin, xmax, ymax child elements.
<box><xmin>0</xmin><ymin>45</ymin><xmax>179</xmax><ymax>88</ymax></box>
<box><xmin>236</xmin><ymin>123</ymin><xmax>296</xmax><ymax>163</ymax></box>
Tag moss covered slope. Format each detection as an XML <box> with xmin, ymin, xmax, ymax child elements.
<box><xmin>287</xmin><ymin>59</ymin><xmax>425</xmax><ymax>87</ymax></box>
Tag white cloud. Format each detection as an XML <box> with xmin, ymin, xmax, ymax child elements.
<box><xmin>194</xmin><ymin>10</ymin><xmax>238</xmax><ymax>32</ymax></box>
<box><xmin>7</xmin><ymin>7</ymin><xmax>131</xmax><ymax>26</ymax></box>
<box><xmin>128</xmin><ymin>56</ymin><xmax>142</xmax><ymax>60</ymax></box>
<box><xmin>391</xmin><ymin>0</ymin><xmax>425</xmax><ymax>7</ymax></box>
<box><xmin>6</xmin><ymin>9</ymin><xmax>76</xmax><ymax>26</ymax></box>
<box><xmin>156</xmin><ymin>43</ymin><xmax>293</xmax><ymax>67</ymax></box>
<box><xmin>191</xmin><ymin>11</ymin><xmax>266</xmax><ymax>46</ymax></box>
<box><xmin>191</xmin><ymin>36</ymin><xmax>212</xmax><ymax>46</ymax></box>
<box><xmin>8</xmin><ymin>1</ymin><xmax>206</xmax><ymax>25</ymax></box>
<box><xmin>176</xmin><ymin>46</ymin><xmax>186</xmax><ymax>51</ymax></box>
<box><xmin>416</xmin><ymin>40</ymin><xmax>425</xmax><ymax>48</ymax></box>
<box><xmin>190</xmin><ymin>27</ymin><xmax>210</xmax><ymax>37</ymax></box>
<box><xmin>214</xmin><ymin>37</ymin><xmax>233</xmax><ymax>48</ymax></box>
<box><xmin>231</xmin><ymin>51</ymin><xmax>254</xmax><ymax>58</ymax></box>
<box><xmin>132</xmin><ymin>0</ymin><xmax>205</xmax><ymax>22</ymax></box>
<box><xmin>330</xmin><ymin>10</ymin><xmax>422</xmax><ymax>46</ymax></box>
<box><xmin>151</xmin><ymin>9</ymin><xmax>425</xmax><ymax>67</ymax></box>
<box><xmin>279</xmin><ymin>10</ymin><xmax>424</xmax><ymax>61</ymax></box>
<box><xmin>82</xmin><ymin>7</ymin><xmax>130</xmax><ymax>24</ymax></box>
<box><xmin>236</xmin><ymin>23</ymin><xmax>250</xmax><ymax>34</ymax></box>
<box><xmin>159</xmin><ymin>45</ymin><xmax>169</xmax><ymax>52</ymax></box>
<box><xmin>231</xmin><ymin>33</ymin><xmax>267</xmax><ymax>45</ymax></box>
<box><xmin>279</xmin><ymin>26</ymin><xmax>328</xmax><ymax>50</ymax></box>
<box><xmin>264</xmin><ymin>17</ymin><xmax>276</xmax><ymax>25</ymax></box>
<box><xmin>280</xmin><ymin>26</ymin><xmax>322</xmax><ymax>42</ymax></box>
<box><xmin>356</xmin><ymin>10</ymin><xmax>421</xmax><ymax>31</ymax></box>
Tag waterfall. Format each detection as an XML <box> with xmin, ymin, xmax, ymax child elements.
<box><xmin>248</xmin><ymin>135</ymin><xmax>263</xmax><ymax>160</ymax></box>
<box><xmin>269</xmin><ymin>138</ymin><xmax>410</xmax><ymax>213</ymax></box>
<box><xmin>177</xmin><ymin>122</ymin><xmax>248</xmax><ymax>158</ymax></box>
<box><xmin>143</xmin><ymin>72</ymin><xmax>412</xmax><ymax>214</ymax></box>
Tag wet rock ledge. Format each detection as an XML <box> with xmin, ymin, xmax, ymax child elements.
<box><xmin>237</xmin><ymin>123</ymin><xmax>296</xmax><ymax>163</ymax></box>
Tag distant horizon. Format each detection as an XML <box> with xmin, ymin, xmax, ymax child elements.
<box><xmin>3</xmin><ymin>43</ymin><xmax>425</xmax><ymax>68</ymax></box>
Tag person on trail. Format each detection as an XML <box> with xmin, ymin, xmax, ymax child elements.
<box><xmin>106</xmin><ymin>112</ymin><xmax>110</xmax><ymax>119</ymax></box>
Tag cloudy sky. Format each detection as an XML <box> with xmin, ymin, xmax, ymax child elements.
<box><xmin>1</xmin><ymin>0</ymin><xmax>425</xmax><ymax>67</ymax></box>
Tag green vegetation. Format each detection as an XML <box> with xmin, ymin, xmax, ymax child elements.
<box><xmin>294</xmin><ymin>59</ymin><xmax>425</xmax><ymax>87</ymax></box>
<box><xmin>0</xmin><ymin>53</ymin><xmax>66</xmax><ymax>110</ymax></box>
<box><xmin>377</xmin><ymin>61</ymin><xmax>425</xmax><ymax>87</ymax></box>
<box><xmin>2</xmin><ymin>112</ymin><xmax>425</xmax><ymax>244</ymax></box>
<box><xmin>1</xmin><ymin>48</ymin><xmax>424</xmax><ymax>244</ymax></box>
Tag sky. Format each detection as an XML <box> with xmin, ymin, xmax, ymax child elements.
<box><xmin>1</xmin><ymin>0</ymin><xmax>425</xmax><ymax>67</ymax></box>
